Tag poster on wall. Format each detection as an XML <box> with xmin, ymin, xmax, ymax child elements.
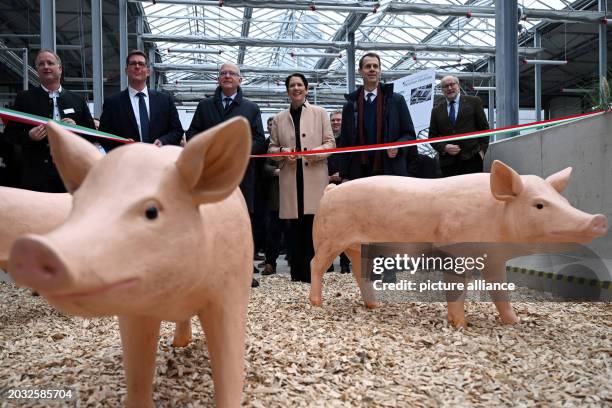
<box><xmin>393</xmin><ymin>68</ymin><xmax>437</xmax><ymax>157</ymax></box>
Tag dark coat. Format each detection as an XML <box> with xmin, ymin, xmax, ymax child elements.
<box><xmin>99</xmin><ymin>88</ymin><xmax>183</xmax><ymax>146</ymax></box>
<box><xmin>4</xmin><ymin>86</ymin><xmax>95</xmax><ymax>192</ymax></box>
<box><xmin>339</xmin><ymin>83</ymin><xmax>418</xmax><ymax>180</ymax></box>
<box><xmin>185</xmin><ymin>86</ymin><xmax>267</xmax><ymax>212</ymax></box>
<box><xmin>430</xmin><ymin>95</ymin><xmax>490</xmax><ymax>169</ymax></box>
<box><xmin>0</xmin><ymin>131</ymin><xmax>21</xmax><ymax>187</ymax></box>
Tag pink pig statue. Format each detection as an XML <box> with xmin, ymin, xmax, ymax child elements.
<box><xmin>0</xmin><ymin>187</ymin><xmax>193</xmax><ymax>348</ymax></box>
<box><xmin>0</xmin><ymin>188</ymin><xmax>71</xmax><ymax>269</ymax></box>
<box><xmin>309</xmin><ymin>160</ymin><xmax>608</xmax><ymax>327</ymax></box>
<box><xmin>8</xmin><ymin>118</ymin><xmax>253</xmax><ymax>408</ymax></box>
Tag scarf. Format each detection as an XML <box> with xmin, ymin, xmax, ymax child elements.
<box><xmin>357</xmin><ymin>84</ymin><xmax>385</xmax><ymax>173</ymax></box>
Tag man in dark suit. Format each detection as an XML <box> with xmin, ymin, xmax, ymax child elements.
<box><xmin>186</xmin><ymin>62</ymin><xmax>266</xmax><ymax>287</ymax></box>
<box><xmin>99</xmin><ymin>50</ymin><xmax>183</xmax><ymax>146</ymax></box>
<box><xmin>339</xmin><ymin>52</ymin><xmax>418</xmax><ymax>181</ymax></box>
<box><xmin>0</xmin><ymin>129</ymin><xmax>21</xmax><ymax>187</ymax></box>
<box><xmin>430</xmin><ymin>75</ymin><xmax>490</xmax><ymax>177</ymax></box>
<box><xmin>4</xmin><ymin>50</ymin><xmax>96</xmax><ymax>192</ymax></box>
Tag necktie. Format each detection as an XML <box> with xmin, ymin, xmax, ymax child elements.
<box><xmin>366</xmin><ymin>92</ymin><xmax>374</xmax><ymax>104</ymax></box>
<box><xmin>136</xmin><ymin>92</ymin><xmax>150</xmax><ymax>143</ymax></box>
<box><xmin>223</xmin><ymin>97</ymin><xmax>232</xmax><ymax>111</ymax></box>
<box><xmin>449</xmin><ymin>100</ymin><xmax>456</xmax><ymax>126</ymax></box>
<box><xmin>49</xmin><ymin>90</ymin><xmax>60</xmax><ymax>121</ymax></box>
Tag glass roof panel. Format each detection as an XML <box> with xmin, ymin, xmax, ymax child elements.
<box><xmin>141</xmin><ymin>0</ymin><xmax>591</xmax><ymax>102</ymax></box>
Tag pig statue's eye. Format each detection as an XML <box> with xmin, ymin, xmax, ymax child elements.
<box><xmin>535</xmin><ymin>203</ymin><xmax>544</xmax><ymax>210</ymax></box>
<box><xmin>145</xmin><ymin>206</ymin><xmax>159</xmax><ymax>220</ymax></box>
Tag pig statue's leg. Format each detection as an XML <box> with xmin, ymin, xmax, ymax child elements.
<box><xmin>118</xmin><ymin>316</ymin><xmax>161</xmax><ymax>408</ymax></box>
<box><xmin>445</xmin><ymin>271</ymin><xmax>468</xmax><ymax>328</ymax></box>
<box><xmin>171</xmin><ymin>319</ymin><xmax>192</xmax><ymax>347</ymax></box>
<box><xmin>309</xmin><ymin>245</ymin><xmax>340</xmax><ymax>307</ymax></box>
<box><xmin>198</xmin><ymin>297</ymin><xmax>247</xmax><ymax>408</ymax></box>
<box><xmin>345</xmin><ymin>245</ymin><xmax>379</xmax><ymax>309</ymax></box>
<box><xmin>482</xmin><ymin>258</ymin><xmax>520</xmax><ymax>325</ymax></box>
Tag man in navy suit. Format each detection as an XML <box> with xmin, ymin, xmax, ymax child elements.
<box><xmin>100</xmin><ymin>50</ymin><xmax>183</xmax><ymax>146</ymax></box>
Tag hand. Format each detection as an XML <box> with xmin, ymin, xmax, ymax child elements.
<box><xmin>274</xmin><ymin>168</ymin><xmax>280</xmax><ymax>177</ymax></box>
<box><xmin>28</xmin><ymin>125</ymin><xmax>47</xmax><ymax>141</ymax></box>
<box><xmin>304</xmin><ymin>154</ymin><xmax>315</xmax><ymax>163</ymax></box>
<box><xmin>444</xmin><ymin>144</ymin><xmax>461</xmax><ymax>155</ymax></box>
<box><xmin>60</xmin><ymin>118</ymin><xmax>76</xmax><ymax>125</ymax></box>
<box><xmin>387</xmin><ymin>148</ymin><xmax>398</xmax><ymax>158</ymax></box>
<box><xmin>153</xmin><ymin>139</ymin><xmax>163</xmax><ymax>147</ymax></box>
<box><xmin>329</xmin><ymin>173</ymin><xmax>342</xmax><ymax>183</ymax></box>
<box><xmin>284</xmin><ymin>147</ymin><xmax>297</xmax><ymax>163</ymax></box>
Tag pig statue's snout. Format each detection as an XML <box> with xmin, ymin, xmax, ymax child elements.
<box><xmin>9</xmin><ymin>235</ymin><xmax>69</xmax><ymax>292</ymax></box>
<box><xmin>590</xmin><ymin>214</ymin><xmax>608</xmax><ymax>237</ymax></box>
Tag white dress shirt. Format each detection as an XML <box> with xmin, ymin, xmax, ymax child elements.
<box><xmin>128</xmin><ymin>86</ymin><xmax>150</xmax><ymax>140</ymax></box>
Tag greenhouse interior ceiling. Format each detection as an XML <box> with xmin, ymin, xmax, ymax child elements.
<box><xmin>0</xmin><ymin>0</ymin><xmax>610</xmax><ymax>112</ymax></box>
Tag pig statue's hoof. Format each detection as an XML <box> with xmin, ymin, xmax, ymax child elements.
<box><xmin>171</xmin><ymin>336</ymin><xmax>191</xmax><ymax>348</ymax></box>
<box><xmin>309</xmin><ymin>297</ymin><xmax>322</xmax><ymax>307</ymax></box>
<box><xmin>499</xmin><ymin>312</ymin><xmax>520</xmax><ymax>325</ymax></box>
<box><xmin>448</xmin><ymin>314</ymin><xmax>468</xmax><ymax>329</ymax></box>
<box><xmin>364</xmin><ymin>301</ymin><xmax>380</xmax><ymax>309</ymax></box>
<box><xmin>171</xmin><ymin>320</ymin><xmax>192</xmax><ymax>347</ymax></box>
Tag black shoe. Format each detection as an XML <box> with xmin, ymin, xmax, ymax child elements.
<box><xmin>341</xmin><ymin>266</ymin><xmax>351</xmax><ymax>274</ymax></box>
<box><xmin>257</xmin><ymin>261</ymin><xmax>266</xmax><ymax>268</ymax></box>
<box><xmin>251</xmin><ymin>278</ymin><xmax>260</xmax><ymax>287</ymax></box>
<box><xmin>327</xmin><ymin>264</ymin><xmax>334</xmax><ymax>272</ymax></box>
<box><xmin>253</xmin><ymin>266</ymin><xmax>259</xmax><ymax>274</ymax></box>
<box><xmin>261</xmin><ymin>264</ymin><xmax>276</xmax><ymax>276</ymax></box>
<box><xmin>254</xmin><ymin>254</ymin><xmax>265</xmax><ymax>261</ymax></box>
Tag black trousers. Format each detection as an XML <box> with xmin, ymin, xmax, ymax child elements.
<box><xmin>441</xmin><ymin>154</ymin><xmax>483</xmax><ymax>177</ymax></box>
<box><xmin>265</xmin><ymin>210</ymin><xmax>283</xmax><ymax>267</ymax></box>
<box><xmin>288</xmin><ymin>214</ymin><xmax>314</xmax><ymax>283</ymax></box>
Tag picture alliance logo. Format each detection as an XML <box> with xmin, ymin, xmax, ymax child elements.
<box><xmin>371</xmin><ymin>253</ymin><xmax>488</xmax><ymax>275</ymax></box>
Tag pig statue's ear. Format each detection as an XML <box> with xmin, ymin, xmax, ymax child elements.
<box><xmin>47</xmin><ymin>121</ymin><xmax>103</xmax><ymax>193</ymax></box>
<box><xmin>490</xmin><ymin>160</ymin><xmax>524</xmax><ymax>202</ymax></box>
<box><xmin>545</xmin><ymin>167</ymin><xmax>572</xmax><ymax>193</ymax></box>
<box><xmin>176</xmin><ymin>117</ymin><xmax>252</xmax><ymax>205</ymax></box>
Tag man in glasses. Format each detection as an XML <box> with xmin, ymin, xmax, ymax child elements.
<box><xmin>430</xmin><ymin>75</ymin><xmax>489</xmax><ymax>177</ymax></box>
<box><xmin>99</xmin><ymin>50</ymin><xmax>183</xmax><ymax>147</ymax></box>
<box><xmin>186</xmin><ymin>62</ymin><xmax>266</xmax><ymax>287</ymax></box>
<box><xmin>4</xmin><ymin>49</ymin><xmax>96</xmax><ymax>192</ymax></box>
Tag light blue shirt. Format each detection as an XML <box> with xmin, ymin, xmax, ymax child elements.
<box><xmin>221</xmin><ymin>92</ymin><xmax>237</xmax><ymax>107</ymax></box>
<box><xmin>446</xmin><ymin>93</ymin><xmax>460</xmax><ymax>117</ymax></box>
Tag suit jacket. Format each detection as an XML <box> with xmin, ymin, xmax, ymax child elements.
<box><xmin>186</xmin><ymin>86</ymin><xmax>267</xmax><ymax>212</ymax></box>
<box><xmin>339</xmin><ymin>83</ymin><xmax>418</xmax><ymax>180</ymax></box>
<box><xmin>4</xmin><ymin>86</ymin><xmax>95</xmax><ymax>192</ymax></box>
<box><xmin>430</xmin><ymin>95</ymin><xmax>489</xmax><ymax>168</ymax></box>
<box><xmin>99</xmin><ymin>88</ymin><xmax>183</xmax><ymax>146</ymax></box>
<box><xmin>268</xmin><ymin>101</ymin><xmax>335</xmax><ymax>219</ymax></box>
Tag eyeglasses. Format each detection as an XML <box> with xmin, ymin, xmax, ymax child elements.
<box><xmin>219</xmin><ymin>71</ymin><xmax>240</xmax><ymax>77</ymax></box>
<box><xmin>442</xmin><ymin>82</ymin><xmax>458</xmax><ymax>89</ymax></box>
<box><xmin>128</xmin><ymin>61</ymin><xmax>148</xmax><ymax>67</ymax></box>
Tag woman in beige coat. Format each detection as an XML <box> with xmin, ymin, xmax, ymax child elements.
<box><xmin>268</xmin><ymin>73</ymin><xmax>335</xmax><ymax>283</ymax></box>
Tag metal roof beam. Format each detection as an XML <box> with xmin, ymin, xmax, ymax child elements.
<box><xmin>131</xmin><ymin>0</ymin><xmax>379</xmax><ymax>12</ymax></box>
<box><xmin>152</xmin><ymin>62</ymin><xmax>494</xmax><ymax>80</ymax></box>
<box><xmin>385</xmin><ymin>2</ymin><xmax>610</xmax><ymax>24</ymax></box>
<box><xmin>141</xmin><ymin>33</ymin><xmax>347</xmax><ymax>49</ymax></box>
<box><xmin>142</xmin><ymin>34</ymin><xmax>541</xmax><ymax>55</ymax></box>
<box><xmin>356</xmin><ymin>42</ymin><xmax>542</xmax><ymax>55</ymax></box>
<box><xmin>237</xmin><ymin>7</ymin><xmax>252</xmax><ymax>65</ymax></box>
<box><xmin>314</xmin><ymin>12</ymin><xmax>368</xmax><ymax>69</ymax></box>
